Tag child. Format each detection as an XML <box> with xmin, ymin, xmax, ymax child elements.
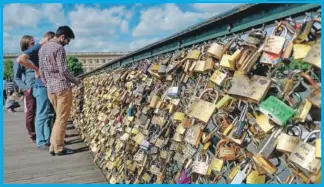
<box><xmin>5</xmin><ymin>91</ymin><xmax>22</xmax><ymax>112</ymax></box>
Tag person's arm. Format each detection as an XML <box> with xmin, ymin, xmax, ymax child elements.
<box><xmin>38</xmin><ymin>49</ymin><xmax>47</xmax><ymax>86</ymax></box>
<box><xmin>55</xmin><ymin>46</ymin><xmax>80</xmax><ymax>85</ymax></box>
<box><xmin>13</xmin><ymin>61</ymin><xmax>29</xmax><ymax>91</ymax></box>
<box><xmin>17</xmin><ymin>43</ymin><xmax>42</xmax><ymax>71</ymax></box>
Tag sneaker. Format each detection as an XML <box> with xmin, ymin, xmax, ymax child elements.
<box><xmin>56</xmin><ymin>148</ymin><xmax>74</xmax><ymax>156</ymax></box>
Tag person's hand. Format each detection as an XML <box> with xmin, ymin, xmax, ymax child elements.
<box><xmin>35</xmin><ymin>69</ymin><xmax>40</xmax><ymax>79</ymax></box>
<box><xmin>39</xmin><ymin>37</ymin><xmax>49</xmax><ymax>45</ymax></box>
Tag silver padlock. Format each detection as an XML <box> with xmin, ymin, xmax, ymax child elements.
<box><xmin>231</xmin><ymin>162</ymin><xmax>252</xmax><ymax>184</ymax></box>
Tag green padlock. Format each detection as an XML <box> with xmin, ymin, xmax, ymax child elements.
<box><xmin>259</xmin><ymin>96</ymin><xmax>295</xmax><ymax>126</ymax></box>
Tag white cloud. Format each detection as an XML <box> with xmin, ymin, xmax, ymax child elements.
<box><xmin>3</xmin><ymin>3</ymin><xmax>241</xmax><ymax>54</ymax></box>
<box><xmin>132</xmin><ymin>4</ymin><xmax>214</xmax><ymax>37</ymax></box>
<box><xmin>4</xmin><ymin>4</ymin><xmax>42</xmax><ymax>31</ymax></box>
<box><xmin>3</xmin><ymin>4</ymin><xmax>67</xmax><ymax>53</ymax></box>
<box><xmin>66</xmin><ymin>36</ymin><xmax>160</xmax><ymax>52</ymax></box>
<box><xmin>3</xmin><ymin>32</ymin><xmax>21</xmax><ymax>53</ymax></box>
<box><xmin>69</xmin><ymin>4</ymin><xmax>132</xmax><ymax>38</ymax></box>
<box><xmin>120</xmin><ymin>20</ymin><xmax>129</xmax><ymax>33</ymax></box>
<box><xmin>191</xmin><ymin>3</ymin><xmax>240</xmax><ymax>13</ymax></box>
<box><xmin>128</xmin><ymin>37</ymin><xmax>160</xmax><ymax>51</ymax></box>
<box><xmin>42</xmin><ymin>4</ymin><xmax>66</xmax><ymax>26</ymax></box>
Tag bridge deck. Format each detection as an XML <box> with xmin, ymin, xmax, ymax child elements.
<box><xmin>4</xmin><ymin>107</ymin><xmax>107</xmax><ymax>184</ymax></box>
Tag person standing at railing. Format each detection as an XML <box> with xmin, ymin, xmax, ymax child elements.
<box><xmin>38</xmin><ymin>26</ymin><xmax>82</xmax><ymax>156</ymax></box>
<box><xmin>17</xmin><ymin>31</ymin><xmax>55</xmax><ymax>150</ymax></box>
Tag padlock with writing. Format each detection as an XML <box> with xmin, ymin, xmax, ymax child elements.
<box><xmin>276</xmin><ymin>125</ymin><xmax>302</xmax><ymax>153</ymax></box>
<box><xmin>289</xmin><ymin>130</ymin><xmax>321</xmax><ymax>174</ymax></box>
<box><xmin>217</xmin><ymin>139</ymin><xmax>236</xmax><ymax>161</ymax></box>
<box><xmin>185</xmin><ymin>88</ymin><xmax>219</xmax><ymax>123</ymax></box>
<box><xmin>263</xmin><ymin>21</ymin><xmax>287</xmax><ymax>55</ymax></box>
<box><xmin>259</xmin><ymin>95</ymin><xmax>295</xmax><ymax>126</ymax></box>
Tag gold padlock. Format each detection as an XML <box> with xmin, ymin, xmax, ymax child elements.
<box><xmin>246</xmin><ymin>170</ymin><xmax>266</xmax><ymax>184</ymax></box>
<box><xmin>173</xmin><ymin>112</ymin><xmax>185</xmax><ymax>121</ymax></box>
<box><xmin>207</xmin><ymin>42</ymin><xmax>224</xmax><ymax>59</ymax></box>
<box><xmin>304</xmin><ymin>42</ymin><xmax>321</xmax><ymax>69</ymax></box>
<box><xmin>293</xmin><ymin>43</ymin><xmax>312</xmax><ymax>60</ymax></box>
<box><xmin>210</xmin><ymin>69</ymin><xmax>228</xmax><ymax>86</ymax></box>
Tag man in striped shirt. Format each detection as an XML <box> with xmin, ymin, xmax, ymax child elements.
<box><xmin>38</xmin><ymin>26</ymin><xmax>81</xmax><ymax>156</ymax></box>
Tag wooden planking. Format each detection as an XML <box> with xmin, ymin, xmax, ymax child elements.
<box><xmin>4</xmin><ymin>107</ymin><xmax>107</xmax><ymax>184</ymax></box>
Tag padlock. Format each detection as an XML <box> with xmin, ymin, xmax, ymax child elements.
<box><xmin>257</xmin><ymin>127</ymin><xmax>283</xmax><ymax>158</ymax></box>
<box><xmin>167</xmin><ymin>81</ymin><xmax>181</xmax><ymax>98</ymax></box>
<box><xmin>231</xmin><ymin>162</ymin><xmax>252</xmax><ymax>184</ymax></box>
<box><xmin>173</xmin><ymin>111</ymin><xmax>185</xmax><ymax>122</ymax></box>
<box><xmin>208</xmin><ymin>156</ymin><xmax>224</xmax><ymax>172</ymax></box>
<box><xmin>255</xmin><ymin>114</ymin><xmax>275</xmax><ymax>133</ymax></box>
<box><xmin>293</xmin><ymin>99</ymin><xmax>312</xmax><ymax>122</ymax></box>
<box><xmin>216</xmin><ymin>139</ymin><xmax>236</xmax><ymax>160</ymax></box>
<box><xmin>304</xmin><ymin>42</ymin><xmax>321</xmax><ymax>69</ymax></box>
<box><xmin>246</xmin><ymin>170</ymin><xmax>266</xmax><ymax>184</ymax></box>
<box><xmin>184</xmin><ymin>124</ymin><xmax>201</xmax><ymax>147</ymax></box>
<box><xmin>259</xmin><ymin>95</ymin><xmax>295</xmax><ymax>126</ymax></box>
<box><xmin>185</xmin><ymin>88</ymin><xmax>219</xmax><ymax>123</ymax></box>
<box><xmin>245</xmin><ymin>27</ymin><xmax>266</xmax><ymax>46</ymax></box>
<box><xmin>192</xmin><ymin>153</ymin><xmax>210</xmax><ymax>175</ymax></box>
<box><xmin>263</xmin><ymin>21</ymin><xmax>287</xmax><ymax>55</ymax></box>
<box><xmin>276</xmin><ymin>125</ymin><xmax>302</xmax><ymax>153</ymax></box>
<box><xmin>228</xmin><ymin>72</ymin><xmax>271</xmax><ymax>103</ymax></box>
<box><xmin>295</xmin><ymin>17</ymin><xmax>321</xmax><ymax>44</ymax></box>
<box><xmin>186</xmin><ymin>49</ymin><xmax>201</xmax><ymax>60</ymax></box>
<box><xmin>252</xmin><ymin>154</ymin><xmax>277</xmax><ymax>175</ymax></box>
<box><xmin>209</xmin><ymin>68</ymin><xmax>228</xmax><ymax>86</ymax></box>
<box><xmin>289</xmin><ymin>130</ymin><xmax>321</xmax><ymax>174</ymax></box>
<box><xmin>207</xmin><ymin>42</ymin><xmax>224</xmax><ymax>59</ymax></box>
<box><xmin>220</xmin><ymin>36</ymin><xmax>240</xmax><ymax>70</ymax></box>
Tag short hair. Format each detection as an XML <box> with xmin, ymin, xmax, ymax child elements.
<box><xmin>20</xmin><ymin>35</ymin><xmax>34</xmax><ymax>52</ymax></box>
<box><xmin>56</xmin><ymin>26</ymin><xmax>75</xmax><ymax>39</ymax></box>
<box><xmin>43</xmin><ymin>31</ymin><xmax>55</xmax><ymax>39</ymax></box>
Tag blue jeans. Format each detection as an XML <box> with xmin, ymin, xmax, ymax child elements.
<box><xmin>33</xmin><ymin>86</ymin><xmax>53</xmax><ymax>147</ymax></box>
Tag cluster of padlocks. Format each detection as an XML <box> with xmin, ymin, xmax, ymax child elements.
<box><xmin>71</xmin><ymin>14</ymin><xmax>321</xmax><ymax>184</ymax></box>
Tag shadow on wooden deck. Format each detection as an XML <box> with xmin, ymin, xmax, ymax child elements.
<box><xmin>4</xmin><ymin>108</ymin><xmax>107</xmax><ymax>184</ymax></box>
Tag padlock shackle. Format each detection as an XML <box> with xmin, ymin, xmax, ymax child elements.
<box><xmin>199</xmin><ymin>88</ymin><xmax>219</xmax><ymax>104</ymax></box>
<box><xmin>271</xmin><ymin>22</ymin><xmax>288</xmax><ymax>37</ymax></box>
<box><xmin>303</xmin><ymin>129</ymin><xmax>320</xmax><ymax>142</ymax></box>
<box><xmin>300</xmin><ymin>72</ymin><xmax>320</xmax><ymax>89</ymax></box>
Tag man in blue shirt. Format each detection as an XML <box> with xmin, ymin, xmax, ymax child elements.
<box><xmin>15</xmin><ymin>32</ymin><xmax>55</xmax><ymax>148</ymax></box>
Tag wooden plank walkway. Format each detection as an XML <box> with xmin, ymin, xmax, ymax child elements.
<box><xmin>4</xmin><ymin>106</ymin><xmax>107</xmax><ymax>184</ymax></box>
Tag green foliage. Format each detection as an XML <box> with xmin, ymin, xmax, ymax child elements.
<box><xmin>4</xmin><ymin>60</ymin><xmax>14</xmax><ymax>80</ymax></box>
<box><xmin>277</xmin><ymin>60</ymin><xmax>312</xmax><ymax>72</ymax></box>
<box><xmin>67</xmin><ymin>56</ymin><xmax>84</xmax><ymax>76</ymax></box>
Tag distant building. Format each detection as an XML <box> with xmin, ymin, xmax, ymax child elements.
<box><xmin>4</xmin><ymin>52</ymin><xmax>128</xmax><ymax>73</ymax></box>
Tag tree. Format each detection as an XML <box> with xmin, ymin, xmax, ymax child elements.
<box><xmin>4</xmin><ymin>60</ymin><xmax>14</xmax><ymax>80</ymax></box>
<box><xmin>67</xmin><ymin>56</ymin><xmax>84</xmax><ymax>76</ymax></box>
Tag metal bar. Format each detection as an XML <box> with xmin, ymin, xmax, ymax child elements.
<box><xmin>80</xmin><ymin>3</ymin><xmax>321</xmax><ymax>78</ymax></box>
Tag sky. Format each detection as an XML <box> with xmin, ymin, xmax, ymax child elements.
<box><xmin>3</xmin><ymin>3</ymin><xmax>241</xmax><ymax>54</ymax></box>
